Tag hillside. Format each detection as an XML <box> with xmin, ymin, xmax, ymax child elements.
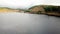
<box><xmin>0</xmin><ymin>7</ymin><xmax>21</xmax><ymax>13</ymax></box>
<box><xmin>29</xmin><ymin>5</ymin><xmax>60</xmax><ymax>16</ymax></box>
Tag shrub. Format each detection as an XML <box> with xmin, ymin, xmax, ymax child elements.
<box><xmin>25</xmin><ymin>10</ymin><xmax>31</xmax><ymax>12</ymax></box>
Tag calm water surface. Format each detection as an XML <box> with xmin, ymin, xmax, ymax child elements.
<box><xmin>0</xmin><ymin>13</ymin><xmax>60</xmax><ymax>34</ymax></box>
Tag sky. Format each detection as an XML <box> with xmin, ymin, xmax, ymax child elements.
<box><xmin>0</xmin><ymin>0</ymin><xmax>60</xmax><ymax>9</ymax></box>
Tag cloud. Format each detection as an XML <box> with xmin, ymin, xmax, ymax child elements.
<box><xmin>44</xmin><ymin>0</ymin><xmax>60</xmax><ymax>5</ymax></box>
<box><xmin>0</xmin><ymin>0</ymin><xmax>44</xmax><ymax>8</ymax></box>
<box><xmin>0</xmin><ymin>0</ymin><xmax>60</xmax><ymax>9</ymax></box>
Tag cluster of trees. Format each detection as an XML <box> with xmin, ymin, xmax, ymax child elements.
<box><xmin>44</xmin><ymin>6</ymin><xmax>60</xmax><ymax>13</ymax></box>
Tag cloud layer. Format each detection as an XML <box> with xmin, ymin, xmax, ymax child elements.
<box><xmin>0</xmin><ymin>0</ymin><xmax>60</xmax><ymax>9</ymax></box>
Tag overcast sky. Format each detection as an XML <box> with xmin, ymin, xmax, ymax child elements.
<box><xmin>0</xmin><ymin>0</ymin><xmax>60</xmax><ymax>9</ymax></box>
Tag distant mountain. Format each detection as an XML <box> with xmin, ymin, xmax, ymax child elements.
<box><xmin>0</xmin><ymin>7</ymin><xmax>23</xmax><ymax>12</ymax></box>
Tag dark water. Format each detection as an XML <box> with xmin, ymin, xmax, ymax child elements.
<box><xmin>0</xmin><ymin>13</ymin><xmax>60</xmax><ymax>34</ymax></box>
